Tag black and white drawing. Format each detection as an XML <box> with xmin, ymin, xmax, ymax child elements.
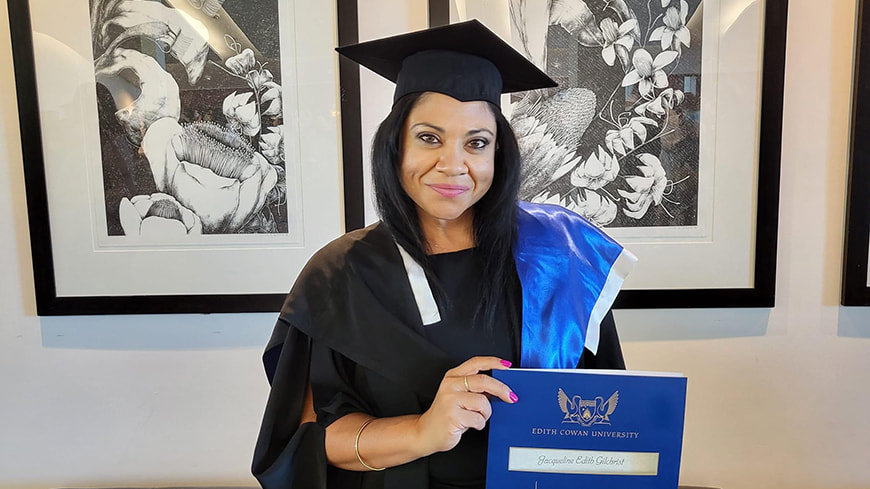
<box><xmin>842</xmin><ymin>0</ymin><xmax>870</xmax><ymax>305</ymax></box>
<box><xmin>502</xmin><ymin>0</ymin><xmax>702</xmax><ymax>228</ymax></box>
<box><xmin>89</xmin><ymin>0</ymin><xmax>288</xmax><ymax>238</ymax></box>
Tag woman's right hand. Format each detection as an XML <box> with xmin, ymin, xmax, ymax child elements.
<box><xmin>414</xmin><ymin>356</ymin><xmax>518</xmax><ymax>455</ymax></box>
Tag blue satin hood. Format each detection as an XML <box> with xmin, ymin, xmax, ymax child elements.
<box><xmin>514</xmin><ymin>201</ymin><xmax>635</xmax><ymax>369</ymax></box>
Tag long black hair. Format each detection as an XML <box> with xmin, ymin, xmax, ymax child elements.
<box><xmin>371</xmin><ymin>92</ymin><xmax>522</xmax><ymax>330</ymax></box>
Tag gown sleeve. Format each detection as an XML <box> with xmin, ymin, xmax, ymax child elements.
<box><xmin>252</xmin><ymin>323</ymin><xmax>328</xmax><ymax>489</ymax></box>
<box><xmin>309</xmin><ymin>339</ymin><xmax>373</xmax><ymax>427</ymax></box>
<box><xmin>576</xmin><ymin>310</ymin><xmax>625</xmax><ymax>369</ymax></box>
<box><xmin>253</xmin><ymin>326</ymin><xmax>376</xmax><ymax>489</ymax></box>
<box><xmin>311</xmin><ymin>340</ymin><xmax>389</xmax><ymax>488</ymax></box>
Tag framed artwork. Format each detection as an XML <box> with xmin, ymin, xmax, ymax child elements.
<box><xmin>7</xmin><ymin>0</ymin><xmax>354</xmax><ymax>315</ymax></box>
<box><xmin>427</xmin><ymin>0</ymin><xmax>787</xmax><ymax>308</ymax></box>
<box><xmin>843</xmin><ymin>0</ymin><xmax>870</xmax><ymax>306</ymax></box>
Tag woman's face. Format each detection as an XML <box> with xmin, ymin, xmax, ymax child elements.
<box><xmin>400</xmin><ymin>92</ymin><xmax>497</xmax><ymax>228</ymax></box>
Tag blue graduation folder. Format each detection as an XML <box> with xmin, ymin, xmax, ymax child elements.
<box><xmin>486</xmin><ymin>369</ymin><xmax>687</xmax><ymax>489</ymax></box>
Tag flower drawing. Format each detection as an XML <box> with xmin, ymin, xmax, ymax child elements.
<box><xmin>617</xmin><ymin>153</ymin><xmax>668</xmax><ymax>219</ymax></box>
<box><xmin>225</xmin><ymin>48</ymin><xmax>257</xmax><ymax>76</ymax></box>
<box><xmin>504</xmin><ymin>0</ymin><xmax>700</xmax><ymax>227</ymax></box>
<box><xmin>533</xmin><ymin>189</ymin><xmax>618</xmax><ymax>228</ymax></box>
<box><xmin>634</xmin><ymin>88</ymin><xmax>685</xmax><ymax>117</ymax></box>
<box><xmin>248</xmin><ymin>68</ymin><xmax>275</xmax><ymax>93</ymax></box>
<box><xmin>261</xmin><ymin>82</ymin><xmax>282</xmax><ymax>117</ymax></box>
<box><xmin>141</xmin><ymin>118</ymin><xmax>278</xmax><ymax>233</ymax></box>
<box><xmin>224</xmin><ymin>47</ymin><xmax>281</xmax><ymax>114</ymax></box>
<box><xmin>513</xmin><ymin>88</ymin><xmax>596</xmax><ymax>200</ymax></box>
<box><xmin>223</xmin><ymin>92</ymin><xmax>262</xmax><ymax>137</ymax></box>
<box><xmin>599</xmin><ymin>18</ymin><xmax>637</xmax><ymax>67</ymax></box>
<box><xmin>621</xmin><ymin>48</ymin><xmax>678</xmax><ymax>97</ymax></box>
<box><xmin>92</xmin><ymin>0</ymin><xmax>289</xmax><ymax>237</ymax></box>
<box><xmin>259</xmin><ymin>125</ymin><xmax>284</xmax><ymax>165</ymax></box>
<box><xmin>119</xmin><ymin>193</ymin><xmax>202</xmax><ymax>238</ymax></box>
<box><xmin>650</xmin><ymin>0</ymin><xmax>691</xmax><ymax>53</ymax></box>
<box><xmin>604</xmin><ymin>117</ymin><xmax>657</xmax><ymax>155</ymax></box>
<box><xmin>570</xmin><ymin>146</ymin><xmax>620</xmax><ymax>190</ymax></box>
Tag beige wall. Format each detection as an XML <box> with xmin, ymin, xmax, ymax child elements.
<box><xmin>1</xmin><ymin>0</ymin><xmax>869</xmax><ymax>488</ymax></box>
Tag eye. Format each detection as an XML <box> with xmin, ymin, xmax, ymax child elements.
<box><xmin>417</xmin><ymin>133</ymin><xmax>440</xmax><ymax>145</ymax></box>
<box><xmin>467</xmin><ymin>138</ymin><xmax>491</xmax><ymax>151</ymax></box>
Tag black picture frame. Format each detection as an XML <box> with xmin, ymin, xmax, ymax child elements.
<box><xmin>7</xmin><ymin>1</ymin><xmax>361</xmax><ymax>315</ymax></box>
<box><xmin>843</xmin><ymin>0</ymin><xmax>870</xmax><ymax>306</ymax></box>
<box><xmin>420</xmin><ymin>0</ymin><xmax>787</xmax><ymax>309</ymax></box>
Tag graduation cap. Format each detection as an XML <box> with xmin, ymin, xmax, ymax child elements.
<box><xmin>335</xmin><ymin>19</ymin><xmax>557</xmax><ymax>107</ymax></box>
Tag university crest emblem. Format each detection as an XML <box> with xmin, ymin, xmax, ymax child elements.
<box><xmin>557</xmin><ymin>388</ymin><xmax>619</xmax><ymax>427</ymax></box>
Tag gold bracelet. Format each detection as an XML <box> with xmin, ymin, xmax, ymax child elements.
<box><xmin>354</xmin><ymin>417</ymin><xmax>386</xmax><ymax>471</ymax></box>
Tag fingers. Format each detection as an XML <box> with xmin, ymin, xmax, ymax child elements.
<box><xmin>461</xmin><ymin>373</ymin><xmax>517</xmax><ymax>404</ymax></box>
<box><xmin>457</xmin><ymin>391</ymin><xmax>493</xmax><ymax>423</ymax></box>
<box><xmin>447</xmin><ymin>356</ymin><xmax>512</xmax><ymax>377</ymax></box>
<box><xmin>444</xmin><ymin>356</ymin><xmax>517</xmax><ymax>405</ymax></box>
<box><xmin>455</xmin><ymin>404</ymin><xmax>487</xmax><ymax>432</ymax></box>
<box><xmin>420</xmin><ymin>357</ymin><xmax>518</xmax><ymax>453</ymax></box>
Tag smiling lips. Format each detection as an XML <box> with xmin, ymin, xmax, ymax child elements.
<box><xmin>428</xmin><ymin>184</ymin><xmax>469</xmax><ymax>197</ymax></box>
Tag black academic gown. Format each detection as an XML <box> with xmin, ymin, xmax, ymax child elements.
<box><xmin>252</xmin><ymin>222</ymin><xmax>624</xmax><ymax>489</ymax></box>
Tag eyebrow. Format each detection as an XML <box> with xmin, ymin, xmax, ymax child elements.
<box><xmin>410</xmin><ymin>122</ymin><xmax>445</xmax><ymax>133</ymax></box>
<box><xmin>409</xmin><ymin>122</ymin><xmax>495</xmax><ymax>137</ymax></box>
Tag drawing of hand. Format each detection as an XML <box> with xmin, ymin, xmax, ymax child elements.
<box><xmin>95</xmin><ymin>48</ymin><xmax>181</xmax><ymax>145</ymax></box>
<box><xmin>96</xmin><ymin>0</ymin><xmax>209</xmax><ymax>84</ymax></box>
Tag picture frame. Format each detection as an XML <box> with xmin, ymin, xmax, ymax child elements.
<box><xmin>423</xmin><ymin>0</ymin><xmax>787</xmax><ymax>308</ymax></box>
<box><xmin>8</xmin><ymin>0</ymin><xmax>356</xmax><ymax>315</ymax></box>
<box><xmin>843</xmin><ymin>0</ymin><xmax>870</xmax><ymax>306</ymax></box>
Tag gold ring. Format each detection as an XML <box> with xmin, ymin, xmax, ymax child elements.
<box><xmin>464</xmin><ymin>375</ymin><xmax>470</xmax><ymax>392</ymax></box>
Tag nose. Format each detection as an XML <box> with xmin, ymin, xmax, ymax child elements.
<box><xmin>435</xmin><ymin>141</ymin><xmax>468</xmax><ymax>176</ymax></box>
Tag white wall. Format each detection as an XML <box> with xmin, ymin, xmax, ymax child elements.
<box><xmin>1</xmin><ymin>1</ymin><xmax>870</xmax><ymax>489</ymax></box>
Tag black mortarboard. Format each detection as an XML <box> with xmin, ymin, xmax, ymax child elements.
<box><xmin>335</xmin><ymin>19</ymin><xmax>557</xmax><ymax>107</ymax></box>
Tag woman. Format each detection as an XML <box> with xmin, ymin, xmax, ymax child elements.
<box><xmin>253</xmin><ymin>21</ymin><xmax>635</xmax><ymax>489</ymax></box>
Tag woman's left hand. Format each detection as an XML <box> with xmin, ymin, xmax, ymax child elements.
<box><xmin>413</xmin><ymin>356</ymin><xmax>517</xmax><ymax>455</ymax></box>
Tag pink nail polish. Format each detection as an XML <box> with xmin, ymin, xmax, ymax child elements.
<box><xmin>509</xmin><ymin>392</ymin><xmax>519</xmax><ymax>403</ymax></box>
<box><xmin>501</xmin><ymin>360</ymin><xmax>512</xmax><ymax>367</ymax></box>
